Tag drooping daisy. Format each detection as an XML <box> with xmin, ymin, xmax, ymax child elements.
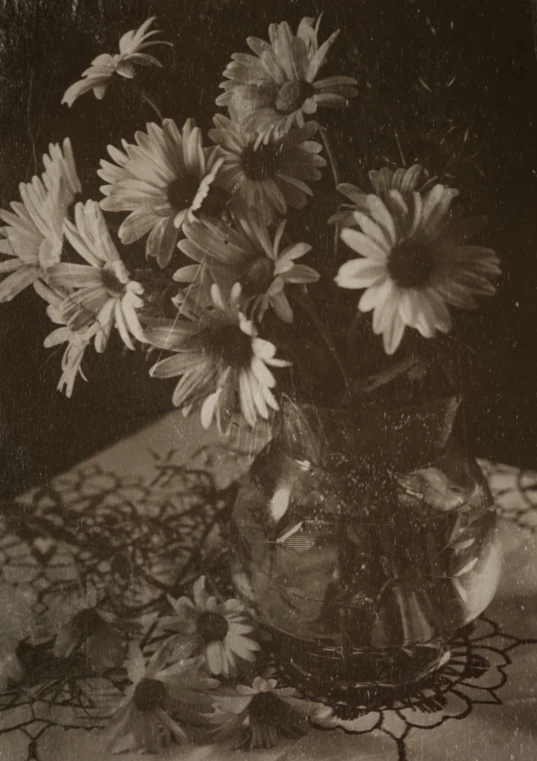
<box><xmin>46</xmin><ymin>200</ymin><xmax>146</xmax><ymax>353</ymax></box>
<box><xmin>0</xmin><ymin>138</ymin><xmax>81</xmax><ymax>302</ymax></box>
<box><xmin>335</xmin><ymin>183</ymin><xmax>501</xmax><ymax>355</ymax></box>
<box><xmin>34</xmin><ymin>280</ymin><xmax>97</xmax><ymax>398</ymax></box>
<box><xmin>158</xmin><ymin>576</ymin><xmax>260</xmax><ymax>678</ymax></box>
<box><xmin>178</xmin><ymin>210</ymin><xmax>318</xmax><ymax>323</ymax></box>
<box><xmin>331</xmin><ymin>164</ymin><xmax>431</xmax><ymax>227</ymax></box>
<box><xmin>99</xmin><ymin>119</ymin><xmax>225</xmax><ymax>268</ymax></box>
<box><xmin>217</xmin><ymin>16</ymin><xmax>357</xmax><ymax>140</ymax></box>
<box><xmin>104</xmin><ymin>642</ymin><xmax>217</xmax><ymax>754</ymax></box>
<box><xmin>207</xmin><ymin>676</ymin><xmax>313</xmax><ymax>750</ymax></box>
<box><xmin>62</xmin><ymin>17</ymin><xmax>171</xmax><ymax>107</ymax></box>
<box><xmin>51</xmin><ymin>585</ymin><xmax>139</xmax><ymax>673</ymax></box>
<box><xmin>209</xmin><ymin>115</ymin><xmax>325</xmax><ymax>223</ymax></box>
<box><xmin>147</xmin><ymin>283</ymin><xmax>290</xmax><ymax>433</ymax></box>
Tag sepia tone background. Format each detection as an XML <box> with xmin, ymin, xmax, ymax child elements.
<box><xmin>0</xmin><ymin>0</ymin><xmax>536</xmax><ymax>498</ymax></box>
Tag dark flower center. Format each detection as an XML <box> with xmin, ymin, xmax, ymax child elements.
<box><xmin>197</xmin><ymin>611</ymin><xmax>229</xmax><ymax>643</ymax></box>
<box><xmin>243</xmin><ymin>256</ymin><xmax>274</xmax><ymax>295</ymax></box>
<box><xmin>387</xmin><ymin>240</ymin><xmax>436</xmax><ymax>288</ymax></box>
<box><xmin>276</xmin><ymin>80</ymin><xmax>316</xmax><ymax>114</ymax></box>
<box><xmin>71</xmin><ymin>608</ymin><xmax>106</xmax><ymax>640</ymax></box>
<box><xmin>241</xmin><ymin>143</ymin><xmax>283</xmax><ymax>181</ymax></box>
<box><xmin>248</xmin><ymin>692</ymin><xmax>286</xmax><ymax>725</ymax></box>
<box><xmin>203</xmin><ymin>324</ymin><xmax>253</xmax><ymax>368</ymax></box>
<box><xmin>101</xmin><ymin>266</ymin><xmax>125</xmax><ymax>296</ymax></box>
<box><xmin>167</xmin><ymin>174</ymin><xmax>200</xmax><ymax>212</ymax></box>
<box><xmin>133</xmin><ymin>678</ymin><xmax>167</xmax><ymax>711</ymax></box>
<box><xmin>198</xmin><ymin>186</ymin><xmax>228</xmax><ymax>218</ymax></box>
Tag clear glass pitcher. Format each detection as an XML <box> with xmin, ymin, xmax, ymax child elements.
<box><xmin>230</xmin><ymin>397</ymin><xmax>501</xmax><ymax>687</ymax></box>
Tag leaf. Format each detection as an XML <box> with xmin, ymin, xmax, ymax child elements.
<box><xmin>453</xmin><ymin>557</ymin><xmax>478</xmax><ymax>577</ymax></box>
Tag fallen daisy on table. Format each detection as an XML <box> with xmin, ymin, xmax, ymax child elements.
<box><xmin>158</xmin><ymin>575</ymin><xmax>260</xmax><ymax>678</ymax></box>
<box><xmin>104</xmin><ymin>641</ymin><xmax>218</xmax><ymax>755</ymax></box>
<box><xmin>50</xmin><ymin>585</ymin><xmax>139</xmax><ymax>674</ymax></box>
<box><xmin>206</xmin><ymin>676</ymin><xmax>315</xmax><ymax>750</ymax></box>
<box><xmin>0</xmin><ymin>584</ymin><xmax>39</xmax><ymax>691</ymax></box>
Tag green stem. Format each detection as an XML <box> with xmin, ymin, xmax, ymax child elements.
<box><xmin>292</xmin><ymin>288</ymin><xmax>351</xmax><ymax>391</ymax></box>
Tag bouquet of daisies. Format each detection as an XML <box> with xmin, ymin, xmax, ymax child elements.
<box><xmin>0</xmin><ymin>15</ymin><xmax>500</xmax><ymax>434</ymax></box>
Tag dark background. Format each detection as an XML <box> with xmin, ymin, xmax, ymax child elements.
<box><xmin>1</xmin><ymin>0</ymin><xmax>536</xmax><ymax>497</ymax></box>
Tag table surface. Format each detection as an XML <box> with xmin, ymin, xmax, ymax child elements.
<box><xmin>1</xmin><ymin>410</ymin><xmax>536</xmax><ymax>761</ymax></box>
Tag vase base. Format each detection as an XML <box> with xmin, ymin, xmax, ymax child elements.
<box><xmin>271</xmin><ymin>634</ymin><xmax>451</xmax><ymax>692</ymax></box>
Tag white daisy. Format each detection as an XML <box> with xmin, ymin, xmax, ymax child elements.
<box><xmin>99</xmin><ymin>119</ymin><xmax>224</xmax><ymax>267</ymax></box>
<box><xmin>62</xmin><ymin>16</ymin><xmax>171</xmax><ymax>107</ymax></box>
<box><xmin>178</xmin><ymin>209</ymin><xmax>318</xmax><ymax>323</ymax></box>
<box><xmin>104</xmin><ymin>641</ymin><xmax>217</xmax><ymax>754</ymax></box>
<box><xmin>331</xmin><ymin>163</ymin><xmax>431</xmax><ymax>227</ymax></box>
<box><xmin>336</xmin><ymin>182</ymin><xmax>501</xmax><ymax>355</ymax></box>
<box><xmin>51</xmin><ymin>585</ymin><xmax>139</xmax><ymax>673</ymax></box>
<box><xmin>34</xmin><ymin>280</ymin><xmax>97</xmax><ymax>398</ymax></box>
<box><xmin>0</xmin><ymin>584</ymin><xmax>38</xmax><ymax>690</ymax></box>
<box><xmin>146</xmin><ymin>282</ymin><xmax>290</xmax><ymax>433</ymax></box>
<box><xmin>217</xmin><ymin>16</ymin><xmax>357</xmax><ymax>140</ymax></box>
<box><xmin>46</xmin><ymin>200</ymin><xmax>146</xmax><ymax>353</ymax></box>
<box><xmin>0</xmin><ymin>138</ymin><xmax>81</xmax><ymax>302</ymax></box>
<box><xmin>159</xmin><ymin>576</ymin><xmax>260</xmax><ymax>678</ymax></box>
<box><xmin>209</xmin><ymin>115</ymin><xmax>325</xmax><ymax>223</ymax></box>
<box><xmin>207</xmin><ymin>676</ymin><xmax>313</xmax><ymax>750</ymax></box>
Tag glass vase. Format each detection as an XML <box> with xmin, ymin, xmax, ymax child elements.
<box><xmin>229</xmin><ymin>396</ymin><xmax>501</xmax><ymax>689</ymax></box>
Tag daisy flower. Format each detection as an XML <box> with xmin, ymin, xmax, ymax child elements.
<box><xmin>104</xmin><ymin>642</ymin><xmax>217</xmax><ymax>754</ymax></box>
<box><xmin>98</xmin><ymin>119</ymin><xmax>225</xmax><ymax>267</ymax></box>
<box><xmin>147</xmin><ymin>283</ymin><xmax>290</xmax><ymax>433</ymax></box>
<box><xmin>217</xmin><ymin>16</ymin><xmax>357</xmax><ymax>140</ymax></box>
<box><xmin>46</xmin><ymin>200</ymin><xmax>146</xmax><ymax>353</ymax></box>
<box><xmin>34</xmin><ymin>280</ymin><xmax>97</xmax><ymax>398</ymax></box>
<box><xmin>51</xmin><ymin>585</ymin><xmax>139</xmax><ymax>673</ymax></box>
<box><xmin>335</xmin><ymin>182</ymin><xmax>501</xmax><ymax>355</ymax></box>
<box><xmin>62</xmin><ymin>17</ymin><xmax>171</xmax><ymax>107</ymax></box>
<box><xmin>207</xmin><ymin>676</ymin><xmax>313</xmax><ymax>750</ymax></box>
<box><xmin>178</xmin><ymin>210</ymin><xmax>318</xmax><ymax>323</ymax></box>
<box><xmin>0</xmin><ymin>138</ymin><xmax>81</xmax><ymax>302</ymax></box>
<box><xmin>158</xmin><ymin>576</ymin><xmax>260</xmax><ymax>678</ymax></box>
<box><xmin>331</xmin><ymin>163</ymin><xmax>430</xmax><ymax>227</ymax></box>
<box><xmin>0</xmin><ymin>584</ymin><xmax>38</xmax><ymax>690</ymax></box>
<box><xmin>209</xmin><ymin>115</ymin><xmax>325</xmax><ymax>223</ymax></box>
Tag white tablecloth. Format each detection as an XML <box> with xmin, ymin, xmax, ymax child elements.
<box><xmin>0</xmin><ymin>411</ymin><xmax>536</xmax><ymax>761</ymax></box>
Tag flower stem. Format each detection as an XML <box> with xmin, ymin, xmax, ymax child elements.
<box><xmin>346</xmin><ymin>310</ymin><xmax>364</xmax><ymax>361</ymax></box>
<box><xmin>132</xmin><ymin>81</ymin><xmax>164</xmax><ymax>121</ymax></box>
<box><xmin>292</xmin><ymin>288</ymin><xmax>351</xmax><ymax>390</ymax></box>
<box><xmin>319</xmin><ymin>125</ymin><xmax>341</xmax><ymax>262</ymax></box>
<box><xmin>319</xmin><ymin>125</ymin><xmax>340</xmax><ymax>186</ymax></box>
<box><xmin>140</xmin><ymin>91</ymin><xmax>164</xmax><ymax>121</ymax></box>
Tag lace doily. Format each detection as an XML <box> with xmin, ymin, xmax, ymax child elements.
<box><xmin>0</xmin><ymin>451</ymin><xmax>535</xmax><ymax>761</ymax></box>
